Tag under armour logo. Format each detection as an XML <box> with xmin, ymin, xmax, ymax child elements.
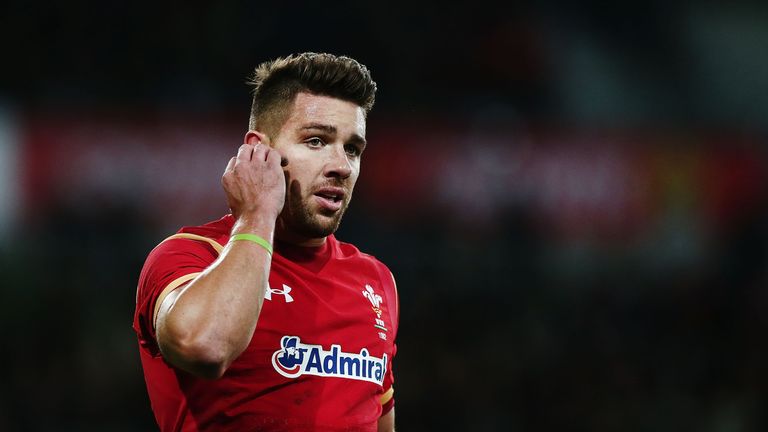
<box><xmin>266</xmin><ymin>284</ymin><xmax>294</xmax><ymax>303</ymax></box>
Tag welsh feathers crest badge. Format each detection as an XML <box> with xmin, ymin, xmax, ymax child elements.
<box><xmin>362</xmin><ymin>284</ymin><xmax>388</xmax><ymax>340</ymax></box>
<box><xmin>362</xmin><ymin>284</ymin><xmax>383</xmax><ymax>318</ymax></box>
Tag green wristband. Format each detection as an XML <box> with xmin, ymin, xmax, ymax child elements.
<box><xmin>230</xmin><ymin>233</ymin><xmax>273</xmax><ymax>255</ymax></box>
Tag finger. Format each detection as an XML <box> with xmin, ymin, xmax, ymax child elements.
<box><xmin>251</xmin><ymin>142</ymin><xmax>268</xmax><ymax>162</ymax></box>
<box><xmin>258</xmin><ymin>146</ymin><xmax>270</xmax><ymax>162</ymax></box>
<box><xmin>265</xmin><ymin>147</ymin><xmax>283</xmax><ymax>166</ymax></box>
<box><xmin>236</xmin><ymin>144</ymin><xmax>254</xmax><ymax>161</ymax></box>
<box><xmin>224</xmin><ymin>156</ymin><xmax>236</xmax><ymax>173</ymax></box>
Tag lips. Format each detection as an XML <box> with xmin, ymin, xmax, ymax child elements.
<box><xmin>313</xmin><ymin>187</ymin><xmax>346</xmax><ymax>212</ymax></box>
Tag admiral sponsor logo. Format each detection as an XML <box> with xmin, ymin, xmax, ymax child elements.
<box><xmin>272</xmin><ymin>336</ymin><xmax>387</xmax><ymax>385</ymax></box>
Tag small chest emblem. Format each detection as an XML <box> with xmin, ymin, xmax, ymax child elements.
<box><xmin>266</xmin><ymin>283</ymin><xmax>294</xmax><ymax>303</ymax></box>
<box><xmin>362</xmin><ymin>284</ymin><xmax>388</xmax><ymax>340</ymax></box>
<box><xmin>362</xmin><ymin>284</ymin><xmax>383</xmax><ymax>317</ymax></box>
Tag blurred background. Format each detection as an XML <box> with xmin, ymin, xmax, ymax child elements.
<box><xmin>1</xmin><ymin>1</ymin><xmax>767</xmax><ymax>431</ymax></box>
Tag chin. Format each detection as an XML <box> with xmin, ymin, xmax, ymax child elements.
<box><xmin>284</xmin><ymin>196</ymin><xmax>348</xmax><ymax>239</ymax></box>
<box><xmin>288</xmin><ymin>213</ymin><xmax>343</xmax><ymax>239</ymax></box>
<box><xmin>311</xmin><ymin>216</ymin><xmax>343</xmax><ymax>237</ymax></box>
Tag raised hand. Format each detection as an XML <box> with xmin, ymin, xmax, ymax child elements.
<box><xmin>222</xmin><ymin>142</ymin><xmax>286</xmax><ymax>222</ymax></box>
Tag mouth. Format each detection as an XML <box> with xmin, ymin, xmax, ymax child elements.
<box><xmin>313</xmin><ymin>187</ymin><xmax>346</xmax><ymax>212</ymax></box>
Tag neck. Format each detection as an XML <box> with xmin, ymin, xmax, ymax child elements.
<box><xmin>275</xmin><ymin>225</ymin><xmax>327</xmax><ymax>247</ymax></box>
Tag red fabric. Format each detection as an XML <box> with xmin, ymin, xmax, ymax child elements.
<box><xmin>134</xmin><ymin>215</ymin><xmax>397</xmax><ymax>431</ymax></box>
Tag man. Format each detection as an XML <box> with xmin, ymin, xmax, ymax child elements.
<box><xmin>134</xmin><ymin>53</ymin><xmax>398</xmax><ymax>431</ymax></box>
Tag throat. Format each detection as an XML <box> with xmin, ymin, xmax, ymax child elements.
<box><xmin>275</xmin><ymin>220</ymin><xmax>328</xmax><ymax>247</ymax></box>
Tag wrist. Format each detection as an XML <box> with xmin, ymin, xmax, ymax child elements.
<box><xmin>230</xmin><ymin>233</ymin><xmax>273</xmax><ymax>255</ymax></box>
<box><xmin>232</xmin><ymin>213</ymin><xmax>276</xmax><ymax>241</ymax></box>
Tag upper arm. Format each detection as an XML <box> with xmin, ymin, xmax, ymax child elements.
<box><xmin>134</xmin><ymin>237</ymin><xmax>219</xmax><ymax>356</ymax></box>
<box><xmin>153</xmin><ymin>279</ymin><xmax>194</xmax><ymax>345</ymax></box>
<box><xmin>377</xmin><ymin>266</ymin><xmax>398</xmax><ymax>431</ymax></box>
<box><xmin>153</xmin><ymin>272</ymin><xmax>201</xmax><ymax>328</ymax></box>
<box><xmin>378</xmin><ymin>407</ymin><xmax>395</xmax><ymax>432</ymax></box>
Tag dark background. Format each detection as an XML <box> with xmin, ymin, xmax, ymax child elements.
<box><xmin>1</xmin><ymin>1</ymin><xmax>767</xmax><ymax>431</ymax></box>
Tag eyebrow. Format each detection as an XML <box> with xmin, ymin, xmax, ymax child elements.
<box><xmin>300</xmin><ymin>123</ymin><xmax>367</xmax><ymax>148</ymax></box>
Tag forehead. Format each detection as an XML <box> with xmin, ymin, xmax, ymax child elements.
<box><xmin>281</xmin><ymin>92</ymin><xmax>366</xmax><ymax>136</ymax></box>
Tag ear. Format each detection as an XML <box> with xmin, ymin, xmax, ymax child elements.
<box><xmin>244</xmin><ymin>130</ymin><xmax>270</xmax><ymax>146</ymax></box>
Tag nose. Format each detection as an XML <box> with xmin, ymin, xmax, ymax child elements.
<box><xmin>324</xmin><ymin>145</ymin><xmax>352</xmax><ymax>179</ymax></box>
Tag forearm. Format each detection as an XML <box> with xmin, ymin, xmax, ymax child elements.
<box><xmin>157</xmin><ymin>216</ymin><xmax>274</xmax><ymax>378</ymax></box>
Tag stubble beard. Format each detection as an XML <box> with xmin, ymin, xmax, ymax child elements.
<box><xmin>281</xmin><ymin>189</ymin><xmax>350</xmax><ymax>239</ymax></box>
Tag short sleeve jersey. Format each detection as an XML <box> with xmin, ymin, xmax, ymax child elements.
<box><xmin>133</xmin><ymin>215</ymin><xmax>398</xmax><ymax>432</ymax></box>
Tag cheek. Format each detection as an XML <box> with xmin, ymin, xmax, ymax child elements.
<box><xmin>288</xmin><ymin>178</ymin><xmax>303</xmax><ymax>202</ymax></box>
<box><xmin>348</xmin><ymin>168</ymin><xmax>360</xmax><ymax>190</ymax></box>
<box><xmin>283</xmin><ymin>154</ymin><xmax>314</xmax><ymax>181</ymax></box>
<box><xmin>285</xmin><ymin>169</ymin><xmax>309</xmax><ymax>192</ymax></box>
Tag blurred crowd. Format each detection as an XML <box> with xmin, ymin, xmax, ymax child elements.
<box><xmin>1</xmin><ymin>1</ymin><xmax>767</xmax><ymax>431</ymax></box>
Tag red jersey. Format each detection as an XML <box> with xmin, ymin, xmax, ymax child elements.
<box><xmin>133</xmin><ymin>215</ymin><xmax>398</xmax><ymax>431</ymax></box>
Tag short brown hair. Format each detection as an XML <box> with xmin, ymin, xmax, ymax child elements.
<box><xmin>247</xmin><ymin>52</ymin><xmax>377</xmax><ymax>137</ymax></box>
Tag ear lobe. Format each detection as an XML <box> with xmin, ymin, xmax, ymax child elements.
<box><xmin>244</xmin><ymin>130</ymin><xmax>270</xmax><ymax>146</ymax></box>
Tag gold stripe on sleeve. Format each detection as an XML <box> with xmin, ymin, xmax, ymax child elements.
<box><xmin>380</xmin><ymin>387</ymin><xmax>394</xmax><ymax>405</ymax></box>
<box><xmin>161</xmin><ymin>233</ymin><xmax>224</xmax><ymax>255</ymax></box>
<box><xmin>152</xmin><ymin>272</ymin><xmax>202</xmax><ymax>329</ymax></box>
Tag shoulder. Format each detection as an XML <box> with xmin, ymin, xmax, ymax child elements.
<box><xmin>332</xmin><ymin>236</ymin><xmax>396</xmax><ymax>290</ymax></box>
<box><xmin>327</xmin><ymin>236</ymin><xmax>400</xmax><ymax>336</ymax></box>
<box><xmin>333</xmin><ymin>236</ymin><xmax>391</xmax><ymax>270</ymax></box>
<box><xmin>333</xmin><ymin>237</ymin><xmax>400</xmax><ymax>334</ymax></box>
<box><xmin>141</xmin><ymin>215</ymin><xmax>234</xmax><ymax>278</ymax></box>
<box><xmin>176</xmin><ymin>214</ymin><xmax>235</xmax><ymax>246</ymax></box>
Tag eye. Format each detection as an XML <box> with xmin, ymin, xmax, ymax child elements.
<box><xmin>345</xmin><ymin>144</ymin><xmax>362</xmax><ymax>157</ymax></box>
<box><xmin>306</xmin><ymin>137</ymin><xmax>325</xmax><ymax>148</ymax></box>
